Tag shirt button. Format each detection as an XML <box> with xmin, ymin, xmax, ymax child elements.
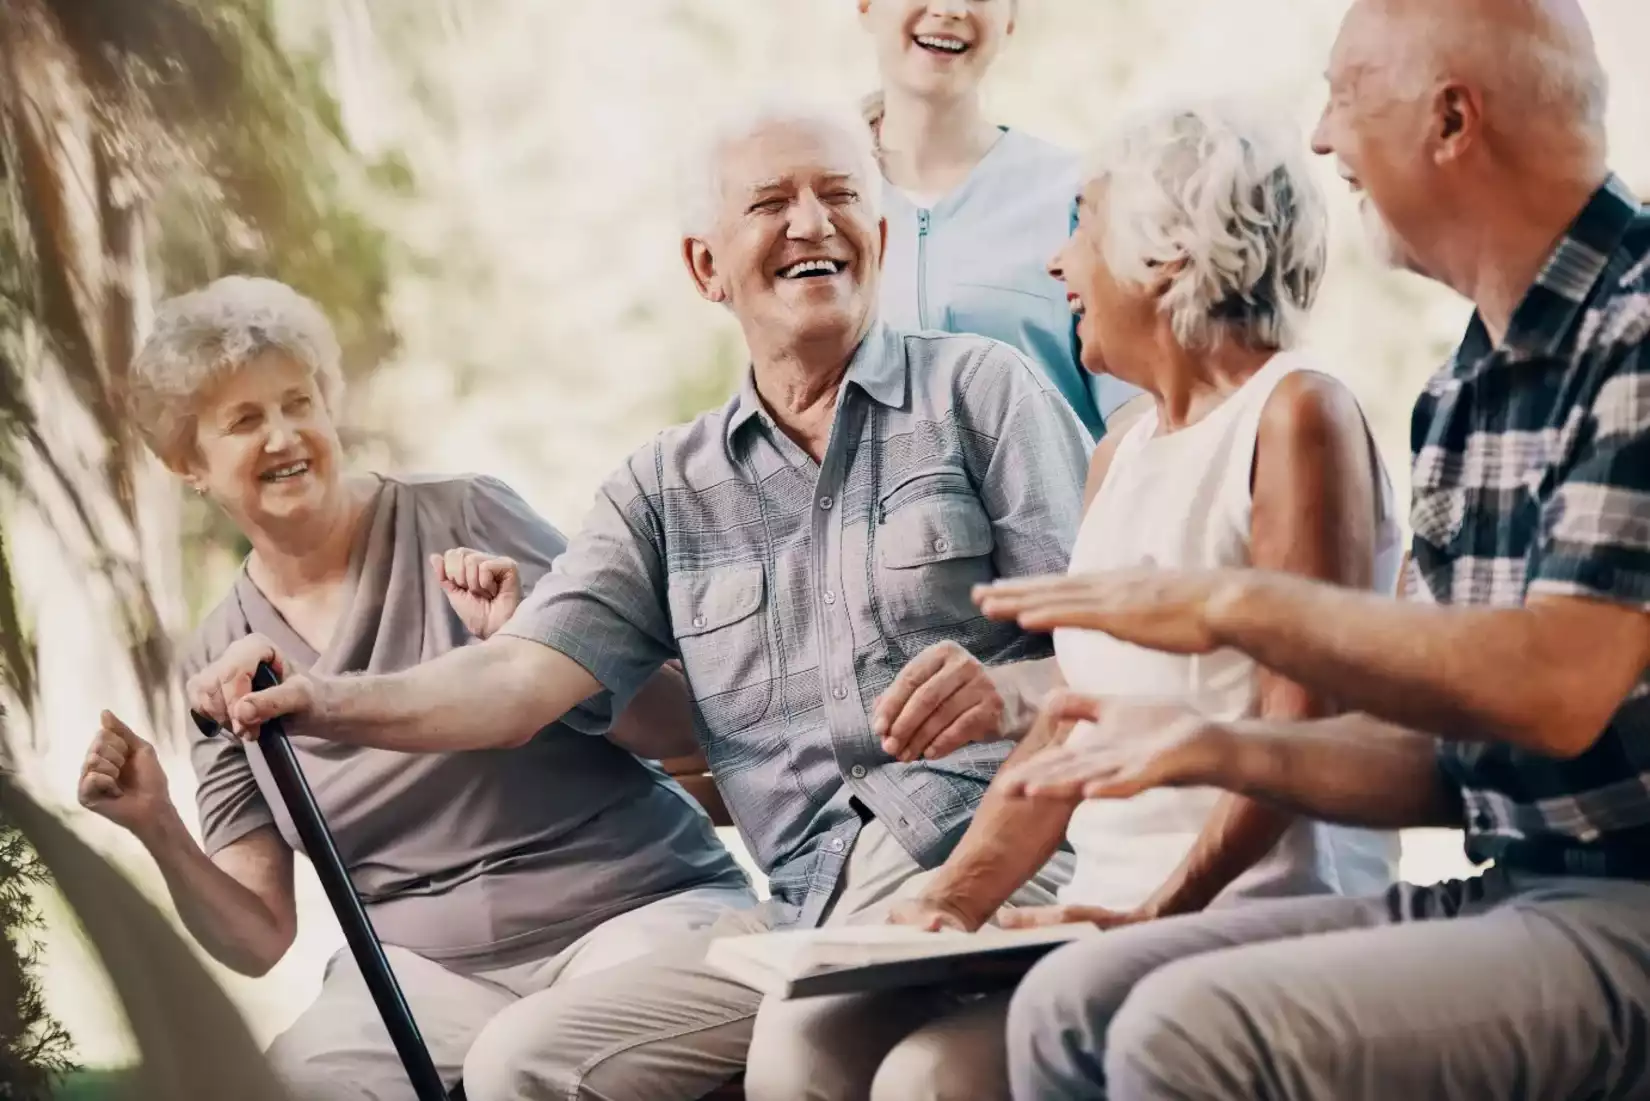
<box><xmin>819</xmin><ymin>496</ymin><xmax>833</xmax><ymax>511</ymax></box>
<box><xmin>850</xmin><ymin>764</ymin><xmax>867</xmax><ymax>779</ymax></box>
<box><xmin>832</xmin><ymin>685</ymin><xmax>848</xmax><ymax>701</ymax></box>
<box><xmin>828</xmin><ymin>837</ymin><xmax>846</xmax><ymax>853</ymax></box>
<box><xmin>692</xmin><ymin>615</ymin><xmax>706</xmax><ymax>629</ymax></box>
<box><xmin>933</xmin><ymin>537</ymin><xmax>950</xmax><ymax>553</ymax></box>
<box><xmin>1471</xmin><ymin>811</ymin><xmax>1491</xmax><ymax>830</ymax></box>
<box><xmin>824</xmin><ymin>590</ymin><xmax>837</xmax><ymax>605</ymax></box>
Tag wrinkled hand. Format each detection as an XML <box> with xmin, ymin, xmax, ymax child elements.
<box><xmin>872</xmin><ymin>641</ymin><xmax>1006</xmax><ymax>762</ymax></box>
<box><xmin>973</xmin><ymin>568</ymin><xmax>1237</xmax><ymax>655</ymax></box>
<box><xmin>999</xmin><ymin>694</ymin><xmax>1234</xmax><ymax>802</ymax></box>
<box><xmin>77</xmin><ymin>711</ymin><xmax>173</xmax><ymax>835</ymax></box>
<box><xmin>184</xmin><ymin>633</ymin><xmax>316</xmax><ymax>742</ymax></box>
<box><xmin>998</xmin><ymin>903</ymin><xmax>1153</xmax><ymax>931</ymax></box>
<box><xmin>886</xmin><ymin>895</ymin><xmax>979</xmax><ymax>933</ymax></box>
<box><xmin>432</xmin><ymin>547</ymin><xmax>522</xmax><ymax>640</ymax></box>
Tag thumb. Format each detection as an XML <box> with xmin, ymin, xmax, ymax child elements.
<box><xmin>230</xmin><ymin>682</ymin><xmax>311</xmax><ymax>730</ymax></box>
<box><xmin>101</xmin><ymin>710</ymin><xmax>151</xmax><ymax>752</ymax></box>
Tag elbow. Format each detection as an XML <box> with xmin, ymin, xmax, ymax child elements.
<box><xmin>226</xmin><ymin>930</ymin><xmax>294</xmax><ymax>978</ymax></box>
<box><xmin>1509</xmin><ymin>696</ymin><xmax>1615</xmax><ymax>761</ymax></box>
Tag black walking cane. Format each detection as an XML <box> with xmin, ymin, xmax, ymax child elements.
<box><xmin>192</xmin><ymin>662</ymin><xmax>459</xmax><ymax>1101</ymax></box>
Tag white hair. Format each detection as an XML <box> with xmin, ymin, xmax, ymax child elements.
<box><xmin>677</xmin><ymin>95</ymin><xmax>883</xmax><ymax>238</ymax></box>
<box><xmin>128</xmin><ymin>275</ymin><xmax>343</xmax><ymax>466</ymax></box>
<box><xmin>1084</xmin><ymin>101</ymin><xmax>1328</xmax><ymax>351</ymax></box>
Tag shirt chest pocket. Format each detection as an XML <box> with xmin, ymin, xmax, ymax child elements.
<box><xmin>668</xmin><ymin>564</ymin><xmax>773</xmax><ymax>733</ymax></box>
<box><xmin>873</xmin><ymin>470</ymin><xmax>996</xmax><ymax>640</ymax></box>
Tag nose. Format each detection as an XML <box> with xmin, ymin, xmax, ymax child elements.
<box><xmin>263</xmin><ymin>412</ymin><xmax>297</xmax><ymax>452</ymax></box>
<box><xmin>1309</xmin><ymin>105</ymin><xmax>1333</xmax><ymax>157</ymax></box>
<box><xmin>786</xmin><ymin>191</ymin><xmax>837</xmax><ymax>241</ymax></box>
<box><xmin>926</xmin><ymin>0</ymin><xmax>967</xmax><ymax>16</ymax></box>
<box><xmin>1047</xmin><ymin>243</ymin><xmax>1067</xmax><ymax>283</ymax></box>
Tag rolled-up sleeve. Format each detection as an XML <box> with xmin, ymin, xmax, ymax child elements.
<box><xmin>1530</xmin><ymin>342</ymin><xmax>1650</xmax><ymax>609</ymax></box>
<box><xmin>497</xmin><ymin>451</ymin><xmax>677</xmax><ymax>728</ymax></box>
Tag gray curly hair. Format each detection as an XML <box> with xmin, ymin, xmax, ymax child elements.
<box><xmin>1085</xmin><ymin>101</ymin><xmax>1329</xmax><ymax>352</ymax></box>
<box><xmin>128</xmin><ymin>276</ymin><xmax>343</xmax><ymax>467</ymax></box>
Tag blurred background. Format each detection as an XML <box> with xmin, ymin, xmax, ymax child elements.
<box><xmin>2</xmin><ymin>0</ymin><xmax>1648</xmax><ymax>1090</ymax></box>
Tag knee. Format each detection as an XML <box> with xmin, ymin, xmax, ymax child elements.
<box><xmin>1005</xmin><ymin>943</ymin><xmax>1136</xmax><ymax>1098</ymax></box>
<box><xmin>870</xmin><ymin>1029</ymin><xmax>1001</xmax><ymax>1101</ymax></box>
<box><xmin>265</xmin><ymin>1035</ymin><xmax>374</xmax><ymax>1101</ymax></box>
<box><xmin>743</xmin><ymin>996</ymin><xmax>864</xmax><ymax>1101</ymax></box>
<box><xmin>463</xmin><ymin>1000</ymin><xmax>587</xmax><ymax>1101</ymax></box>
<box><xmin>1103</xmin><ymin>960</ymin><xmax>1256</xmax><ymax>1099</ymax></box>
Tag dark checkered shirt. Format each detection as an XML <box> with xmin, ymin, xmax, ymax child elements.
<box><xmin>504</xmin><ymin>321</ymin><xmax>1091</xmax><ymax>924</ymax></box>
<box><xmin>1412</xmin><ymin>175</ymin><xmax>1650</xmax><ymax>878</ymax></box>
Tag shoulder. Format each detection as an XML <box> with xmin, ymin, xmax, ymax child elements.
<box><xmin>901</xmin><ymin>328</ymin><xmax>1049</xmax><ymax>402</ymax></box>
<box><xmin>179</xmin><ymin>586</ymin><xmax>252</xmax><ymax>681</ymax></box>
<box><xmin>1001</xmin><ymin>129</ymin><xmax>1081</xmax><ymax>176</ymax></box>
<box><xmin>1256</xmin><ymin>364</ymin><xmax>1369</xmax><ymax>455</ymax></box>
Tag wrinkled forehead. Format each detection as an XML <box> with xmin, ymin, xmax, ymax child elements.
<box><xmin>1328</xmin><ymin>0</ymin><xmax>1426</xmax><ymax>85</ymax></box>
<box><xmin>717</xmin><ymin>120</ymin><xmax>872</xmax><ymax>199</ymax></box>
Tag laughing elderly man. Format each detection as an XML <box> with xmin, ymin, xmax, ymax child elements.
<box><xmin>186</xmin><ymin>98</ymin><xmax>1092</xmax><ymax>1100</ymax></box>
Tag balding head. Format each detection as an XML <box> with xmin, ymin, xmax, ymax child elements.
<box><xmin>1313</xmin><ymin>0</ymin><xmax>1610</xmax><ymax>282</ymax></box>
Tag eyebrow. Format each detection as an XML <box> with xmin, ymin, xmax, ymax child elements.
<box><xmin>746</xmin><ymin>171</ymin><xmax>857</xmax><ymax>195</ymax></box>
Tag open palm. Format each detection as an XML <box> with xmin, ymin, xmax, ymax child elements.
<box><xmin>999</xmin><ymin>696</ymin><xmax>1232</xmax><ymax>803</ymax></box>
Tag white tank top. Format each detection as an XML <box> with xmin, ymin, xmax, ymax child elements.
<box><xmin>1057</xmin><ymin>351</ymin><xmax>1403</xmax><ymax>911</ymax></box>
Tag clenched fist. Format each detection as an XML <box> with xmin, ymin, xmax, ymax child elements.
<box><xmin>78</xmin><ymin>711</ymin><xmax>172</xmax><ymax>835</ymax></box>
<box><xmin>432</xmin><ymin>547</ymin><xmax>523</xmax><ymax>640</ymax></box>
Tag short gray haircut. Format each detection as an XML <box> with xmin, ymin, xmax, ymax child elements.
<box><xmin>128</xmin><ymin>276</ymin><xmax>343</xmax><ymax>466</ymax></box>
<box><xmin>677</xmin><ymin>95</ymin><xmax>883</xmax><ymax>238</ymax></box>
<box><xmin>1085</xmin><ymin>101</ymin><xmax>1328</xmax><ymax>351</ymax></box>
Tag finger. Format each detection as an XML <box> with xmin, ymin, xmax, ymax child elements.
<box><xmin>101</xmin><ymin>710</ymin><xmax>148</xmax><ymax>752</ymax></box>
<box><xmin>229</xmin><ymin>681</ymin><xmax>311</xmax><ymax>732</ymax></box>
<box><xmin>463</xmin><ymin>552</ymin><xmax>485</xmax><ymax>595</ymax></box>
<box><xmin>443</xmin><ymin>548</ymin><xmax>468</xmax><ymax>589</ymax></box>
<box><xmin>489</xmin><ymin>558</ymin><xmax>521</xmax><ymax>599</ymax></box>
<box><xmin>90</xmin><ymin>739</ymin><xmax>127</xmax><ymax>773</ymax></box>
<box><xmin>872</xmin><ymin>644</ymin><xmax>954</xmax><ymax>737</ymax></box>
<box><xmin>80</xmin><ymin>773</ymin><xmax>121</xmax><ymax>805</ymax></box>
<box><xmin>475</xmin><ymin>559</ymin><xmax>503</xmax><ymax>600</ymax></box>
<box><xmin>429</xmin><ymin>552</ymin><xmax>447</xmax><ymax>584</ymax></box>
<box><xmin>902</xmin><ymin>679</ymin><xmax>994</xmax><ymax>759</ymax></box>
<box><xmin>189</xmin><ymin>675</ymin><xmax>230</xmax><ymax>727</ymax></box>
<box><xmin>228</xmin><ymin>634</ymin><xmax>285</xmax><ymax>681</ymax></box>
<box><xmin>922</xmin><ymin>699</ymin><xmax>1006</xmax><ymax>760</ymax></box>
<box><xmin>1036</xmin><ymin>691</ymin><xmax>1106</xmax><ymax>730</ymax></box>
<box><xmin>884</xmin><ymin>653</ymin><xmax>975</xmax><ymax>752</ymax></box>
<box><xmin>222</xmin><ymin>666</ymin><xmax>256</xmax><ymax>736</ymax></box>
<box><xmin>998</xmin><ymin>906</ymin><xmax>1066</xmax><ymax>929</ymax></box>
<box><xmin>971</xmin><ymin>575</ymin><xmax>1084</xmax><ymax>614</ymax></box>
<box><xmin>83</xmin><ymin>753</ymin><xmax>121</xmax><ymax>782</ymax></box>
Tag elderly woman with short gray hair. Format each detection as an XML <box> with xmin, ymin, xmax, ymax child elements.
<box><xmin>75</xmin><ymin>275</ymin><xmax>751</xmax><ymax>1100</ymax></box>
<box><xmin>858</xmin><ymin>102</ymin><xmax>1406</xmax><ymax>1101</ymax></box>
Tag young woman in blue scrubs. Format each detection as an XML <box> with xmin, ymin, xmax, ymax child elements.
<box><xmin>858</xmin><ymin>0</ymin><xmax>1140</xmax><ymax>439</ymax></box>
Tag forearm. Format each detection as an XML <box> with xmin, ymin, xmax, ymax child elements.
<box><xmin>1210</xmin><ymin>572</ymin><xmax>1625</xmax><ymax>757</ymax></box>
<box><xmin>992</xmin><ymin>657</ymin><xmax>1064</xmax><ymax>740</ymax></box>
<box><xmin>919</xmin><ymin>722</ymin><xmax>1075</xmax><ymax>927</ymax></box>
<box><xmin>607</xmin><ymin>663</ymin><xmax>700</xmax><ymax>759</ymax></box>
<box><xmin>1218</xmin><ymin>712</ymin><xmax>1463</xmax><ymax>830</ymax></box>
<box><xmin>136</xmin><ymin>813</ymin><xmax>292</xmax><ymax>976</ymax></box>
<box><xmin>318</xmin><ymin>637</ymin><xmax>594</xmax><ymax>751</ymax></box>
<box><xmin>1140</xmin><ymin>796</ymin><xmax>1296</xmax><ymax>917</ymax></box>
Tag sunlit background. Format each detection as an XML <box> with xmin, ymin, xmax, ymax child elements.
<box><xmin>4</xmin><ymin>0</ymin><xmax>1649</xmax><ymax>1078</ymax></box>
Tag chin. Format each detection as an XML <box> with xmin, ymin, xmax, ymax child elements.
<box><xmin>1357</xmin><ymin>198</ymin><xmax>1417</xmax><ymax>273</ymax></box>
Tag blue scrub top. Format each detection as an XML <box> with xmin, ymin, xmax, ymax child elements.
<box><xmin>878</xmin><ymin>128</ymin><xmax>1141</xmax><ymax>440</ymax></box>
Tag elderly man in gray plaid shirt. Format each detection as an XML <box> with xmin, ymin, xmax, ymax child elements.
<box><xmin>190</xmin><ymin>97</ymin><xmax>1093</xmax><ymax>1100</ymax></box>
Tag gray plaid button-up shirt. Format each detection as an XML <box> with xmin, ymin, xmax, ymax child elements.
<box><xmin>504</xmin><ymin>321</ymin><xmax>1092</xmax><ymax>925</ymax></box>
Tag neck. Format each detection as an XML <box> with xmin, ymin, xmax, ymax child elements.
<box><xmin>243</xmin><ymin>475</ymin><xmax>374</xmax><ymax>598</ymax></box>
<box><xmin>1434</xmin><ymin>160</ymin><xmax>1607</xmax><ymax>344</ymax></box>
<box><xmin>748</xmin><ymin>322</ymin><xmax>869</xmax><ymax>458</ymax></box>
<box><xmin>876</xmin><ymin>87</ymin><xmax>999</xmax><ymax>193</ymax></box>
<box><xmin>1143</xmin><ymin>334</ymin><xmax>1277</xmax><ymax>432</ymax></box>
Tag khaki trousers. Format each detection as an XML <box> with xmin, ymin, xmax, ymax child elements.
<box><xmin>469</xmin><ymin>819</ymin><xmax>1072</xmax><ymax>1101</ymax></box>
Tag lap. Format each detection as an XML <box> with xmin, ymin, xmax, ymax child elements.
<box><xmin>269</xmin><ymin>945</ymin><xmax>510</xmax><ymax>1100</ymax></box>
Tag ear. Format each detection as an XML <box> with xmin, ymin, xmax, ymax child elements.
<box><xmin>1431</xmin><ymin>81</ymin><xmax>1482</xmax><ymax>165</ymax></box>
<box><xmin>1146</xmin><ymin>256</ymin><xmax>1186</xmax><ymax>300</ymax></box>
<box><xmin>683</xmin><ymin>236</ymin><xmax>726</xmax><ymax>305</ymax></box>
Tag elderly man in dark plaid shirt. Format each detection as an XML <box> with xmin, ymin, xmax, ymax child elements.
<box><xmin>969</xmin><ymin>1</ymin><xmax>1650</xmax><ymax>1099</ymax></box>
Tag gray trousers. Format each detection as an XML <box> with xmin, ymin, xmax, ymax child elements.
<box><xmin>1007</xmin><ymin>866</ymin><xmax>1650</xmax><ymax>1100</ymax></box>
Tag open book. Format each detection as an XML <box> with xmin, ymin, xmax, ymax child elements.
<box><xmin>706</xmin><ymin>921</ymin><xmax>1099</xmax><ymax>1000</ymax></box>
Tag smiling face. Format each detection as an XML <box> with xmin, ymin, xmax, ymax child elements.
<box><xmin>859</xmin><ymin>0</ymin><xmax>1016</xmax><ymax>103</ymax></box>
<box><xmin>1311</xmin><ymin>0</ymin><xmax>1443</xmax><ymax>275</ymax></box>
<box><xmin>1048</xmin><ymin>181</ymin><xmax>1162</xmax><ymax>386</ymax></box>
<box><xmin>181</xmin><ymin>348</ymin><xmax>346</xmax><ymax>531</ymax></box>
<box><xmin>685</xmin><ymin>118</ymin><xmax>887</xmax><ymax>353</ymax></box>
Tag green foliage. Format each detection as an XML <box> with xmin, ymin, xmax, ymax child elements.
<box><xmin>0</xmin><ymin>800</ymin><xmax>76</xmax><ymax>1099</ymax></box>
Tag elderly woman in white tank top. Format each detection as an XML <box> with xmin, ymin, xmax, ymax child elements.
<box><xmin>876</xmin><ymin>102</ymin><xmax>1401</xmax><ymax>1100</ymax></box>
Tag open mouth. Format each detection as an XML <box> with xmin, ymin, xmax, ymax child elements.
<box><xmin>914</xmin><ymin>33</ymin><xmax>969</xmax><ymax>56</ymax></box>
<box><xmin>778</xmin><ymin>258</ymin><xmax>847</xmax><ymax>281</ymax></box>
<box><xmin>1067</xmin><ymin>294</ymin><xmax>1086</xmax><ymax>319</ymax></box>
<box><xmin>259</xmin><ymin>459</ymin><xmax>311</xmax><ymax>483</ymax></box>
